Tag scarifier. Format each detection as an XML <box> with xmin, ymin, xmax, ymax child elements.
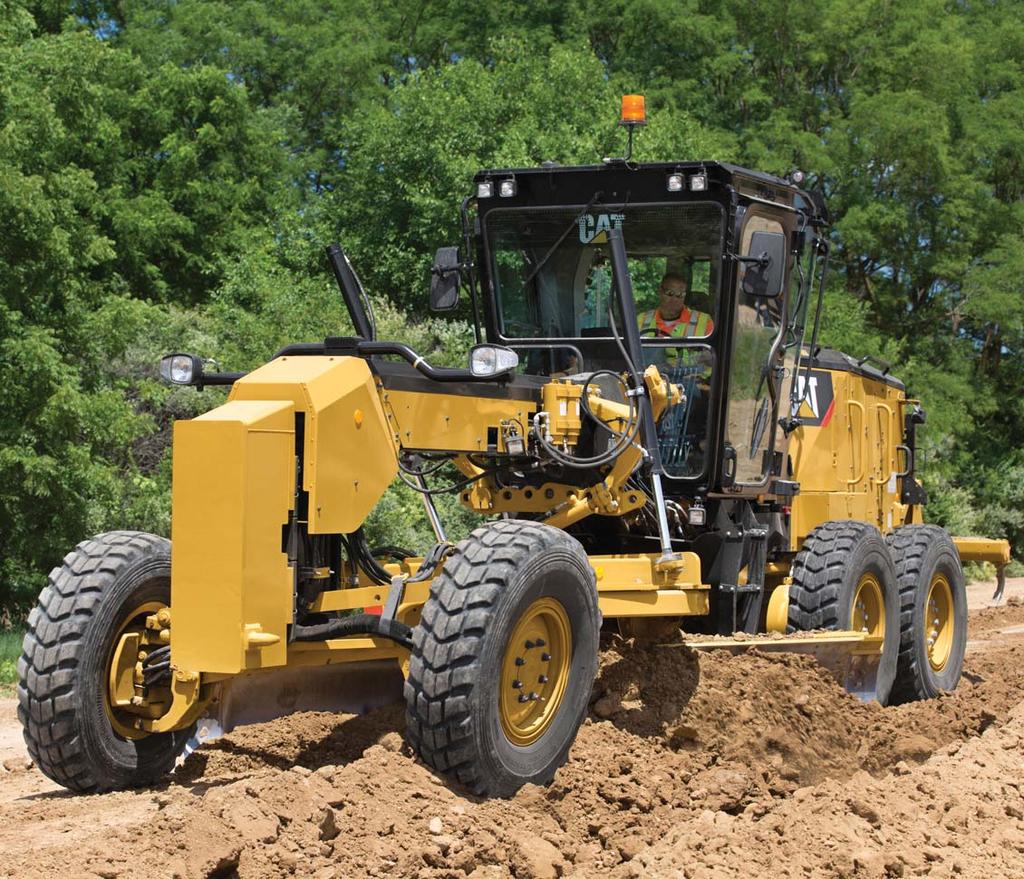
<box><xmin>18</xmin><ymin>97</ymin><xmax>1011</xmax><ymax>796</ymax></box>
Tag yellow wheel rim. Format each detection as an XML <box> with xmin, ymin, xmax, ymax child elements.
<box><xmin>925</xmin><ymin>574</ymin><xmax>954</xmax><ymax>672</ymax></box>
<box><xmin>851</xmin><ymin>574</ymin><xmax>885</xmax><ymax>638</ymax></box>
<box><xmin>104</xmin><ymin>601</ymin><xmax>166</xmax><ymax>740</ymax></box>
<box><xmin>499</xmin><ymin>598</ymin><xmax>572</xmax><ymax>747</ymax></box>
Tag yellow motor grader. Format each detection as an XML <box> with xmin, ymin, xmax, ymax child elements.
<box><xmin>18</xmin><ymin>99</ymin><xmax>1011</xmax><ymax>797</ymax></box>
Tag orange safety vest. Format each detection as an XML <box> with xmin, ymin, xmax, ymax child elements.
<box><xmin>638</xmin><ymin>307</ymin><xmax>714</xmax><ymax>337</ymax></box>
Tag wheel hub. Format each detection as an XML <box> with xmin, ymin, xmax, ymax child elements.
<box><xmin>851</xmin><ymin>574</ymin><xmax>885</xmax><ymax>638</ymax></box>
<box><xmin>105</xmin><ymin>602</ymin><xmax>173</xmax><ymax>739</ymax></box>
<box><xmin>925</xmin><ymin>574</ymin><xmax>954</xmax><ymax>672</ymax></box>
<box><xmin>500</xmin><ymin>597</ymin><xmax>572</xmax><ymax>747</ymax></box>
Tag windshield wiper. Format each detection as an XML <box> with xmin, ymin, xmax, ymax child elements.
<box><xmin>519</xmin><ymin>191</ymin><xmax>604</xmax><ymax>291</ymax></box>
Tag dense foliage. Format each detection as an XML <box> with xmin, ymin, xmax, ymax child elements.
<box><xmin>2</xmin><ymin>0</ymin><xmax>1024</xmax><ymax>608</ymax></box>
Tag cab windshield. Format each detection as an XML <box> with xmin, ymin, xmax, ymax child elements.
<box><xmin>487</xmin><ymin>202</ymin><xmax>723</xmax><ymax>346</ymax></box>
<box><xmin>484</xmin><ymin>201</ymin><xmax>725</xmax><ymax>479</ymax></box>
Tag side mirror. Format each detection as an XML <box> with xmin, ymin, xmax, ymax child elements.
<box><xmin>740</xmin><ymin>231</ymin><xmax>786</xmax><ymax>299</ymax></box>
<box><xmin>430</xmin><ymin>246</ymin><xmax>462</xmax><ymax>312</ymax></box>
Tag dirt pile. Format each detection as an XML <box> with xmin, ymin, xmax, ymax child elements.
<box><xmin>1</xmin><ymin>600</ymin><xmax>1023</xmax><ymax>879</ymax></box>
<box><xmin>639</xmin><ymin>701</ymin><xmax>1024</xmax><ymax>879</ymax></box>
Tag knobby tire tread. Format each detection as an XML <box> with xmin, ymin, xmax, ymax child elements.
<box><xmin>17</xmin><ymin>531</ymin><xmax>171</xmax><ymax>793</ymax></box>
<box><xmin>404</xmin><ymin>520</ymin><xmax>588</xmax><ymax>794</ymax></box>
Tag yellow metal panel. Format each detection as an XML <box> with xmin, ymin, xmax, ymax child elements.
<box><xmin>287</xmin><ymin>638</ymin><xmax>407</xmax><ymax>667</ymax></box>
<box><xmin>598</xmin><ymin>589</ymin><xmax>709</xmax><ymax>617</ymax></box>
<box><xmin>172</xmin><ymin>400</ymin><xmax>295</xmax><ymax>674</ymax></box>
<box><xmin>789</xmin><ymin>366</ymin><xmax>915</xmax><ymax>549</ymax></box>
<box><xmin>953</xmin><ymin>536</ymin><xmax>1011</xmax><ymax>565</ymax></box>
<box><xmin>312</xmin><ymin>582</ymin><xmax>432</xmax><ymax>614</ymax></box>
<box><xmin>312</xmin><ymin>552</ymin><xmax>705</xmax><ymax>621</ymax></box>
<box><xmin>382</xmin><ymin>389</ymin><xmax>536</xmax><ymax>452</ymax></box>
<box><xmin>231</xmin><ymin>356</ymin><xmax>398</xmax><ymax>534</ymax></box>
<box><xmin>591</xmin><ymin>552</ymin><xmax>703</xmax><ymax>591</ymax></box>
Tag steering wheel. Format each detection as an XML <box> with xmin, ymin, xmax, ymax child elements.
<box><xmin>639</xmin><ymin>327</ymin><xmax>673</xmax><ymax>338</ymax></box>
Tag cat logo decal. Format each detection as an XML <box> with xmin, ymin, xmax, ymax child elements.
<box><xmin>795</xmin><ymin>370</ymin><xmax>835</xmax><ymax>427</ymax></box>
<box><xmin>578</xmin><ymin>213</ymin><xmax>625</xmax><ymax>245</ymax></box>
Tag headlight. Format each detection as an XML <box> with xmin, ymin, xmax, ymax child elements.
<box><xmin>159</xmin><ymin>353</ymin><xmax>203</xmax><ymax>385</ymax></box>
<box><xmin>469</xmin><ymin>345</ymin><xmax>519</xmax><ymax>377</ymax></box>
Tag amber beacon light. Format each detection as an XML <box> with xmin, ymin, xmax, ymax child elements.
<box><xmin>619</xmin><ymin>94</ymin><xmax>647</xmax><ymax>126</ymax></box>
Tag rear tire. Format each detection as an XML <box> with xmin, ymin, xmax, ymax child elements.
<box><xmin>886</xmin><ymin>525</ymin><xmax>967</xmax><ymax>703</ymax></box>
<box><xmin>17</xmin><ymin>531</ymin><xmax>193</xmax><ymax>792</ymax></box>
<box><xmin>788</xmin><ymin>520</ymin><xmax>900</xmax><ymax>704</ymax></box>
<box><xmin>404</xmin><ymin>520</ymin><xmax>600</xmax><ymax>797</ymax></box>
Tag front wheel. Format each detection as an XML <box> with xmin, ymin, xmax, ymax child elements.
<box><xmin>18</xmin><ymin>531</ymin><xmax>193</xmax><ymax>792</ymax></box>
<box><xmin>404</xmin><ymin>520</ymin><xmax>600</xmax><ymax>797</ymax></box>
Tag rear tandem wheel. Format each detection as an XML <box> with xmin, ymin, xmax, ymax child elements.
<box><xmin>787</xmin><ymin>520</ymin><xmax>900</xmax><ymax>704</ymax></box>
<box><xmin>886</xmin><ymin>525</ymin><xmax>967</xmax><ymax>703</ymax></box>
<box><xmin>404</xmin><ymin>520</ymin><xmax>600</xmax><ymax>797</ymax></box>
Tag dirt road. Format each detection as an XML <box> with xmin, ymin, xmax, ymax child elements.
<box><xmin>1</xmin><ymin>580</ymin><xmax>1022</xmax><ymax>879</ymax></box>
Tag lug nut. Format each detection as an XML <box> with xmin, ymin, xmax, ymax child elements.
<box><xmin>515</xmin><ymin>657</ymin><xmax>525</xmax><ymax>666</ymax></box>
<box><xmin>512</xmin><ymin>679</ymin><xmax>522</xmax><ymax>689</ymax></box>
<box><xmin>518</xmin><ymin>694</ymin><xmax>530</xmax><ymax>703</ymax></box>
<box><xmin>535</xmin><ymin>638</ymin><xmax>546</xmax><ymax>647</ymax></box>
<box><xmin>525</xmin><ymin>640</ymin><xmax>535</xmax><ymax>649</ymax></box>
<box><xmin>538</xmin><ymin>675</ymin><xmax>549</xmax><ymax>684</ymax></box>
<box><xmin>541</xmin><ymin>652</ymin><xmax>551</xmax><ymax>662</ymax></box>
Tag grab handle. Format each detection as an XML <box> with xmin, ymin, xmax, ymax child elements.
<box><xmin>846</xmin><ymin>400</ymin><xmax>865</xmax><ymax>485</ymax></box>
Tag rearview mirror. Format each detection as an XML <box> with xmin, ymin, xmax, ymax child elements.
<box><xmin>740</xmin><ymin>231</ymin><xmax>786</xmax><ymax>299</ymax></box>
<box><xmin>430</xmin><ymin>246</ymin><xmax>462</xmax><ymax>312</ymax></box>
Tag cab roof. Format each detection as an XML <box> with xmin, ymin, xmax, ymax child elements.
<box><xmin>471</xmin><ymin>160</ymin><xmax>826</xmax><ymax>221</ymax></box>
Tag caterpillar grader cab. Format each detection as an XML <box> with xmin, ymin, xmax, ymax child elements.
<box><xmin>18</xmin><ymin>97</ymin><xmax>1011</xmax><ymax>797</ymax></box>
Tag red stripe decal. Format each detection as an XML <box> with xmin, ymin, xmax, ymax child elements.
<box><xmin>820</xmin><ymin>398</ymin><xmax>836</xmax><ymax>428</ymax></box>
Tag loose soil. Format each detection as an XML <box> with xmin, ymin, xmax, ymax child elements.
<box><xmin>1</xmin><ymin>580</ymin><xmax>1022</xmax><ymax>879</ymax></box>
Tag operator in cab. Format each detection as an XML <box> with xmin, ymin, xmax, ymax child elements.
<box><xmin>637</xmin><ymin>272</ymin><xmax>714</xmax><ymax>339</ymax></box>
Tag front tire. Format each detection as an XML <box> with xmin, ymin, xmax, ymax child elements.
<box><xmin>404</xmin><ymin>521</ymin><xmax>600</xmax><ymax>797</ymax></box>
<box><xmin>17</xmin><ymin>531</ymin><xmax>193</xmax><ymax>793</ymax></box>
<box><xmin>788</xmin><ymin>520</ymin><xmax>900</xmax><ymax>704</ymax></box>
<box><xmin>886</xmin><ymin>525</ymin><xmax>967</xmax><ymax>703</ymax></box>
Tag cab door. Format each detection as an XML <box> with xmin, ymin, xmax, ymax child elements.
<box><xmin>722</xmin><ymin>207</ymin><xmax>791</xmax><ymax>489</ymax></box>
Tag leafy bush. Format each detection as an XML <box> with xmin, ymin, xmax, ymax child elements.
<box><xmin>4</xmin><ymin>0</ymin><xmax>1024</xmax><ymax>612</ymax></box>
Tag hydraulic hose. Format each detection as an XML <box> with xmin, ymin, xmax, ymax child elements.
<box><xmin>370</xmin><ymin>545</ymin><xmax>415</xmax><ymax>561</ymax></box>
<box><xmin>291</xmin><ymin>614</ymin><xmax>413</xmax><ymax>649</ymax></box>
<box><xmin>346</xmin><ymin>528</ymin><xmax>393</xmax><ymax>586</ymax></box>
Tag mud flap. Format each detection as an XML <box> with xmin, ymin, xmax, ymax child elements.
<box><xmin>678</xmin><ymin>632</ymin><xmax>886</xmax><ymax>702</ymax></box>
